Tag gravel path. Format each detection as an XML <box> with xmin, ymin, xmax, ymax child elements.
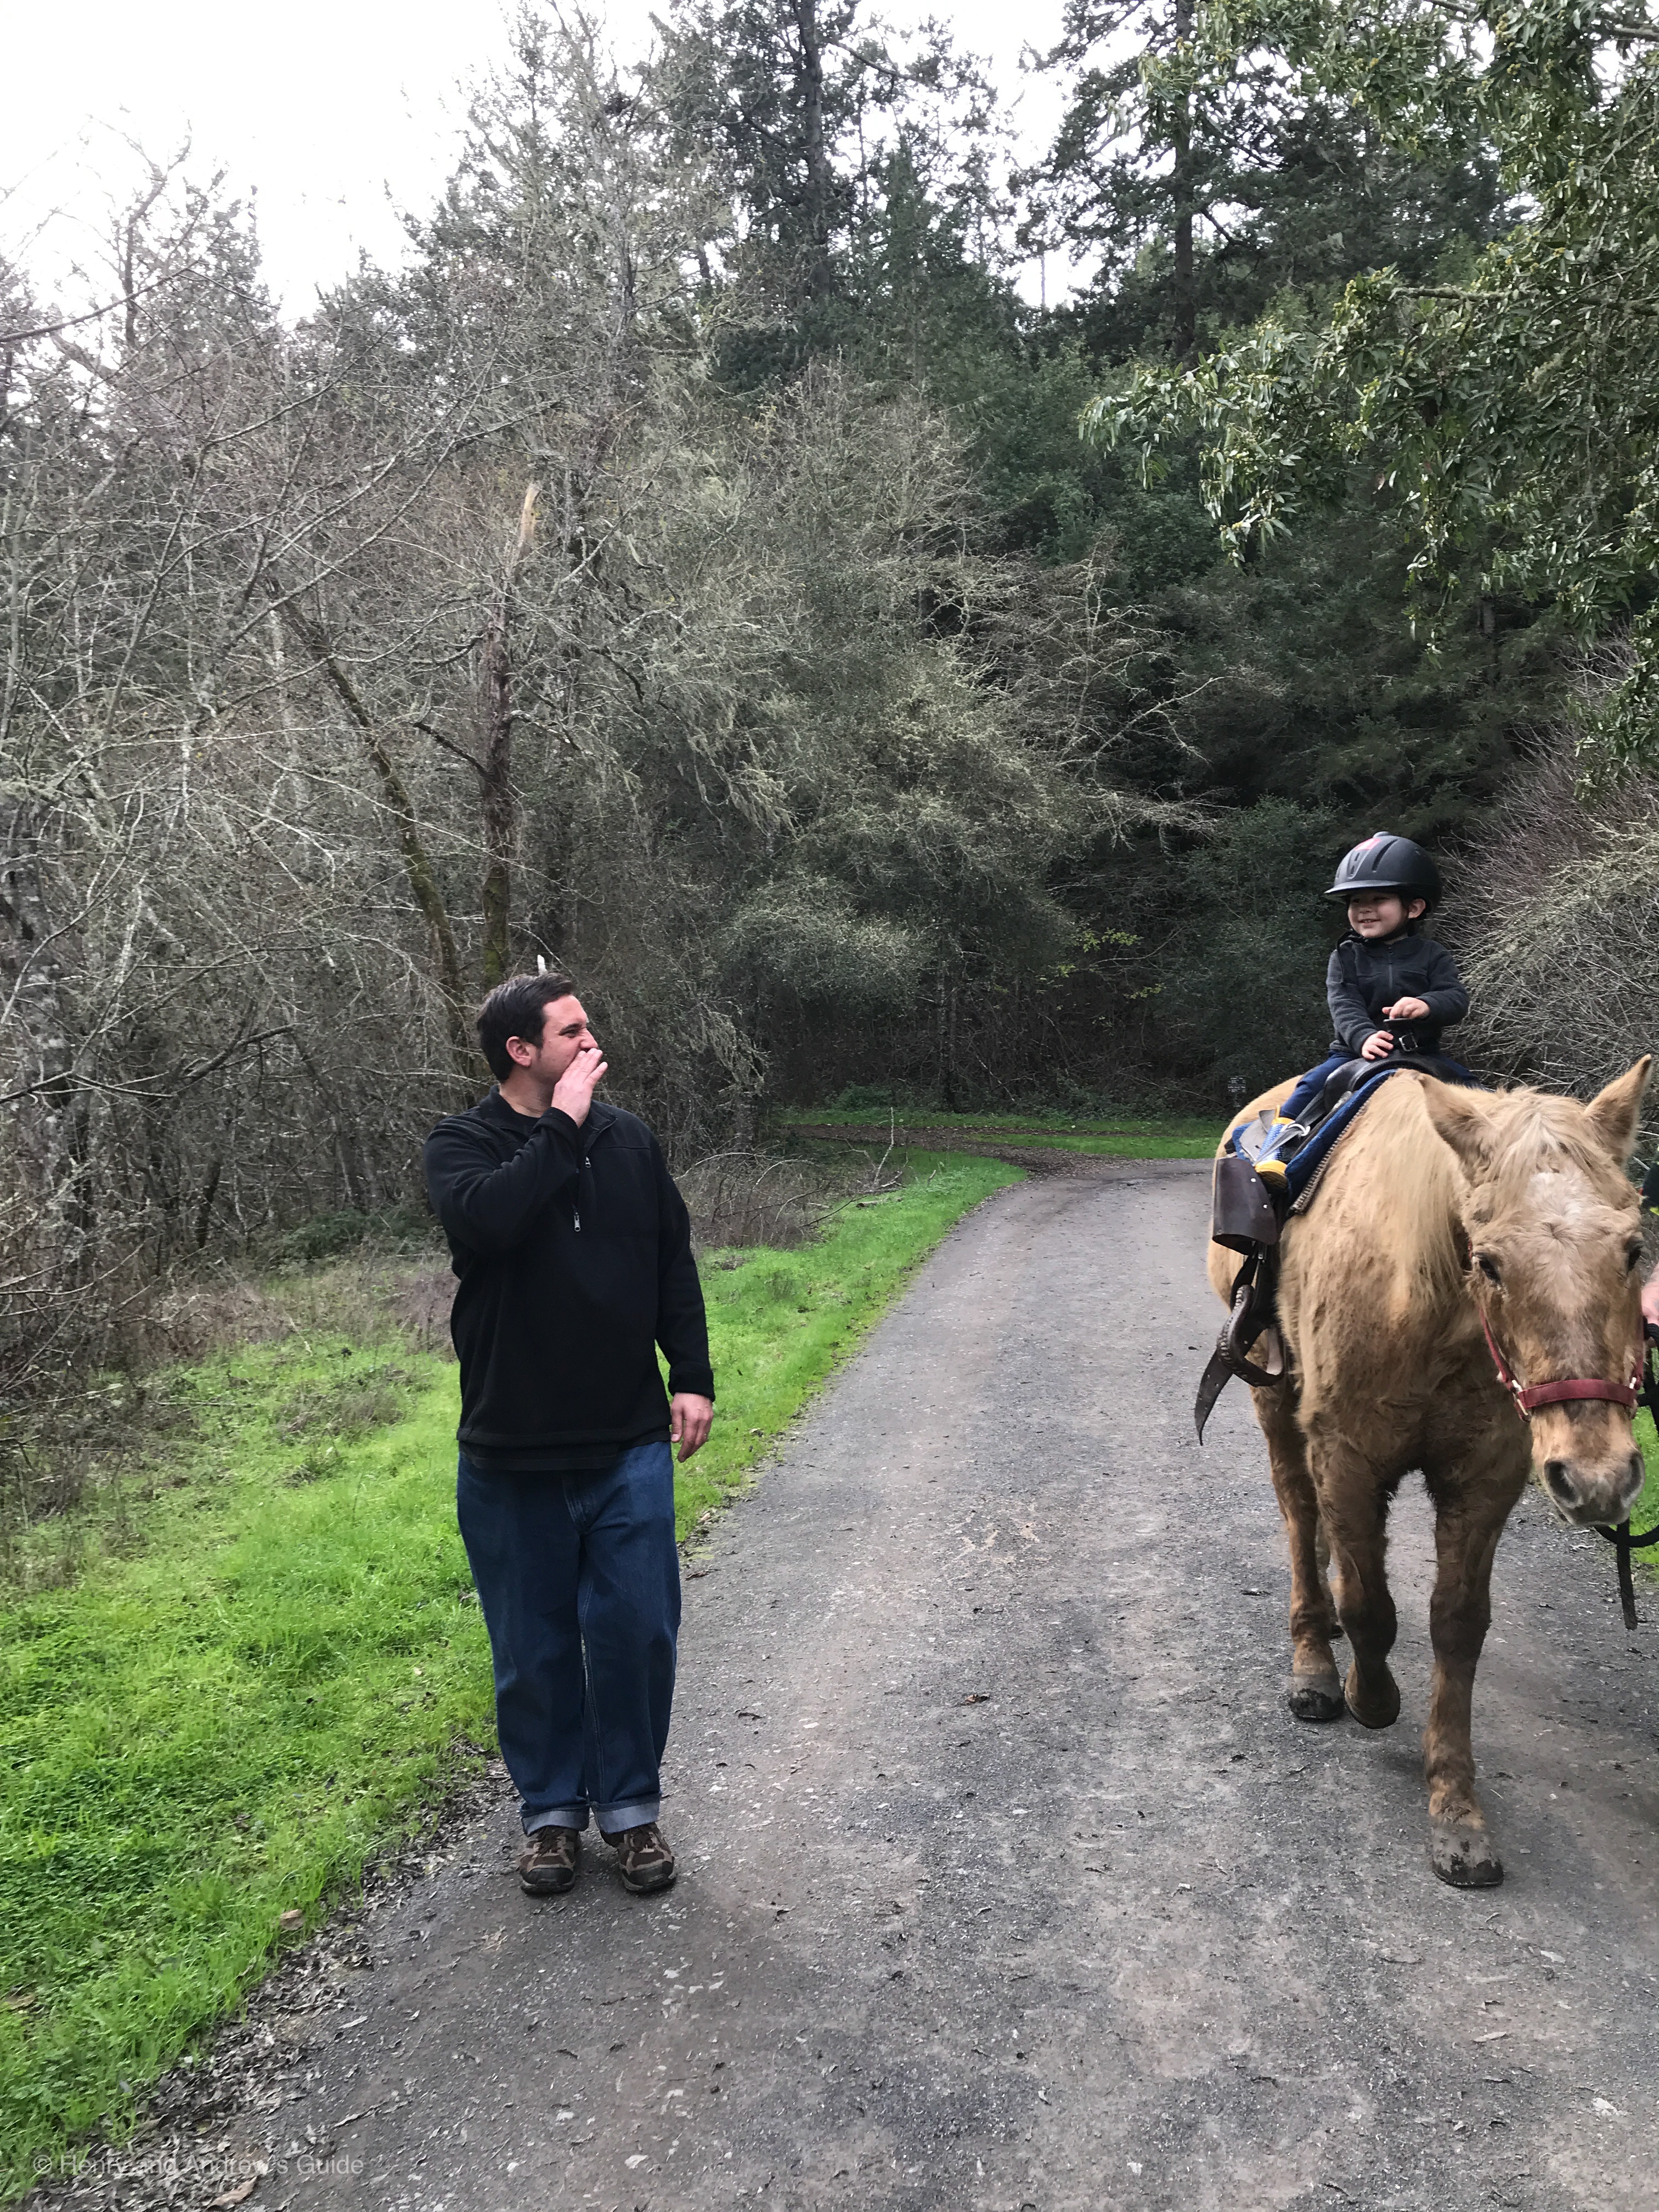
<box><xmin>44</xmin><ymin>1162</ymin><xmax>1659</xmax><ymax>2212</ymax></box>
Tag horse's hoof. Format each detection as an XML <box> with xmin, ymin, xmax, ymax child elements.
<box><xmin>1286</xmin><ymin>1668</ymin><xmax>1345</xmax><ymax>1722</ymax></box>
<box><xmin>1344</xmin><ymin>1663</ymin><xmax>1401</xmax><ymax>1729</ymax></box>
<box><xmin>1430</xmin><ymin>1820</ymin><xmax>1504</xmax><ymax>1889</ymax></box>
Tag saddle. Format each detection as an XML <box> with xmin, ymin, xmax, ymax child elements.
<box><xmin>1195</xmin><ymin>1054</ymin><xmax>1479</xmax><ymax>1441</ymax></box>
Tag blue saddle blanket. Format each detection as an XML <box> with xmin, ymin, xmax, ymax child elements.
<box><xmin>1224</xmin><ymin>1056</ymin><xmax>1480</xmax><ymax>1208</ymax></box>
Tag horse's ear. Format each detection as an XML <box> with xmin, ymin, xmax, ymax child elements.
<box><xmin>1584</xmin><ymin>1057</ymin><xmax>1652</xmax><ymax>1164</ymax></box>
<box><xmin>1419</xmin><ymin>1076</ymin><xmax>1492</xmax><ymax>1172</ymax></box>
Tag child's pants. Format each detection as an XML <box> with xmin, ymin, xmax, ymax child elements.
<box><xmin>1275</xmin><ymin>1052</ymin><xmax>1356</xmax><ymax>1125</ymax></box>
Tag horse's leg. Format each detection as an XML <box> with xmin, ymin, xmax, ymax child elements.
<box><xmin>1419</xmin><ymin>1453</ymin><xmax>1527</xmax><ymax>1889</ymax></box>
<box><xmin>1309</xmin><ymin>1439</ymin><xmax>1401</xmax><ymax>1728</ymax></box>
<box><xmin>1254</xmin><ymin>1384</ymin><xmax>1344</xmax><ymax>1720</ymax></box>
<box><xmin>1316</xmin><ymin>1522</ymin><xmax>1344</xmax><ymax>1638</ymax></box>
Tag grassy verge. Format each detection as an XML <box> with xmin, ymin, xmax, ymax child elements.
<box><xmin>0</xmin><ymin>1149</ymin><xmax>1018</xmax><ymax>2194</ymax></box>
<box><xmin>774</xmin><ymin>1105</ymin><xmax>1221</xmax><ymax>1158</ymax></box>
<box><xmin>1632</xmin><ymin>1405</ymin><xmax>1659</xmax><ymax>1543</ymax></box>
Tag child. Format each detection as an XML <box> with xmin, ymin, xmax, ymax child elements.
<box><xmin>1255</xmin><ymin>833</ymin><xmax>1469</xmax><ymax>1183</ymax></box>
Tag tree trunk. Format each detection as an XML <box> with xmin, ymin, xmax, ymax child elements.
<box><xmin>478</xmin><ymin>484</ymin><xmax>540</xmax><ymax>991</ymax></box>
<box><xmin>193</xmin><ymin>1154</ymin><xmax>222</xmax><ymax>1250</ymax></box>
<box><xmin>0</xmin><ymin>817</ymin><xmax>89</xmax><ymax>1266</ymax></box>
<box><xmin>271</xmin><ymin>590</ymin><xmax>475</xmax><ymax>1085</ymax></box>
<box><xmin>794</xmin><ymin>0</ymin><xmax>836</xmax><ymax>301</ymax></box>
<box><xmin>1171</xmin><ymin>0</ymin><xmax>1197</xmax><ymax>364</ymax></box>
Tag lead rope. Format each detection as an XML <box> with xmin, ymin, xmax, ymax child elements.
<box><xmin>1594</xmin><ymin>1325</ymin><xmax>1659</xmax><ymax>1631</ymax></box>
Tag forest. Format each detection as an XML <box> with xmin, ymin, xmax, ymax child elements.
<box><xmin>4</xmin><ymin>0</ymin><xmax>1658</xmax><ymax>1397</ymax></box>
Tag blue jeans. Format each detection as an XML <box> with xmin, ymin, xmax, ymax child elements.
<box><xmin>456</xmin><ymin>1442</ymin><xmax>680</xmax><ymax>1836</ymax></box>
<box><xmin>1277</xmin><ymin>1052</ymin><xmax>1355</xmax><ymax>1124</ymax></box>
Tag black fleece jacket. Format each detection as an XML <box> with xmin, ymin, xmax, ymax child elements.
<box><xmin>423</xmin><ymin>1091</ymin><xmax>713</xmax><ymax>1460</ymax></box>
<box><xmin>1326</xmin><ymin>929</ymin><xmax>1470</xmax><ymax>1059</ymax></box>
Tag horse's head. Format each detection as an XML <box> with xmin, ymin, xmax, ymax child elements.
<box><xmin>1423</xmin><ymin>1060</ymin><xmax>1652</xmax><ymax>1528</ymax></box>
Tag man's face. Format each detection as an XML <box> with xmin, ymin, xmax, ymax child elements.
<box><xmin>508</xmin><ymin>995</ymin><xmax>596</xmax><ymax>1084</ymax></box>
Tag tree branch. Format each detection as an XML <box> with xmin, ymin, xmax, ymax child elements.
<box><xmin>0</xmin><ymin>264</ymin><xmax>200</xmax><ymax>348</ymax></box>
<box><xmin>417</xmin><ymin>720</ymin><xmax>488</xmax><ymax>776</ymax></box>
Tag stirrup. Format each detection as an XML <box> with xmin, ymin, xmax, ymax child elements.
<box><xmin>1195</xmin><ymin>1242</ymin><xmax>1286</xmax><ymax>1442</ymax></box>
<box><xmin>1221</xmin><ymin>1268</ymin><xmax>1284</xmax><ymax>1387</ymax></box>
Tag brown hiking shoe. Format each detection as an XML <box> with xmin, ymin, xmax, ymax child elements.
<box><xmin>517</xmin><ymin>1825</ymin><xmax>579</xmax><ymax>1896</ymax></box>
<box><xmin>601</xmin><ymin>1821</ymin><xmax>676</xmax><ymax>1893</ymax></box>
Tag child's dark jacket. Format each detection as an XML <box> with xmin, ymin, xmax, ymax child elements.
<box><xmin>1326</xmin><ymin>931</ymin><xmax>1469</xmax><ymax>1059</ymax></box>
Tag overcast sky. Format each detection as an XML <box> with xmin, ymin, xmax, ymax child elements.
<box><xmin>3</xmin><ymin>0</ymin><xmax>1079</xmax><ymax>318</ymax></box>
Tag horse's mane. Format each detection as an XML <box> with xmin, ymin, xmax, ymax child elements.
<box><xmin>1347</xmin><ymin>1076</ymin><xmax>1469</xmax><ymax>1307</ymax></box>
<box><xmin>1344</xmin><ymin>1078</ymin><xmax>1628</xmax><ymax>1310</ymax></box>
<box><xmin>1465</xmin><ymin>1088</ymin><xmax>1624</xmax><ymax>1208</ymax></box>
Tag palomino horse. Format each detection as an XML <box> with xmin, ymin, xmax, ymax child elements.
<box><xmin>1211</xmin><ymin>1059</ymin><xmax>1651</xmax><ymax>1886</ymax></box>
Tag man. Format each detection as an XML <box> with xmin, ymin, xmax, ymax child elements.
<box><xmin>424</xmin><ymin>971</ymin><xmax>714</xmax><ymax>1898</ymax></box>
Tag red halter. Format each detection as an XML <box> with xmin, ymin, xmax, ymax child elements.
<box><xmin>1480</xmin><ymin>1311</ymin><xmax>1639</xmax><ymax>1421</ymax></box>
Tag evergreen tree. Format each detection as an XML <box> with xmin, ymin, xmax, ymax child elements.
<box><xmin>650</xmin><ymin>0</ymin><xmax>1004</xmax><ymax>373</ymax></box>
<box><xmin>1029</xmin><ymin>0</ymin><xmax>1505</xmax><ymax>364</ymax></box>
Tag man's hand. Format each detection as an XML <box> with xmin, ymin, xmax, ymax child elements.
<box><xmin>1361</xmin><ymin>1029</ymin><xmax>1396</xmax><ymax>1061</ymax></box>
<box><xmin>1641</xmin><ymin>1263</ymin><xmax>1659</xmax><ymax>1331</ymax></box>
<box><xmin>670</xmin><ymin>1393</ymin><xmax>713</xmax><ymax>1462</ymax></box>
<box><xmin>550</xmin><ymin>1042</ymin><xmax>607</xmax><ymax>1126</ymax></box>
<box><xmin>1383</xmin><ymin>995</ymin><xmax>1430</xmax><ymax>1022</ymax></box>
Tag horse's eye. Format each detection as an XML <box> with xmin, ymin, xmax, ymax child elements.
<box><xmin>1476</xmin><ymin>1253</ymin><xmax>1502</xmax><ymax>1284</ymax></box>
<box><xmin>1628</xmin><ymin>1243</ymin><xmax>1645</xmax><ymax>1273</ymax></box>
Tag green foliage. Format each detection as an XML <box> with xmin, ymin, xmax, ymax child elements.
<box><xmin>1154</xmin><ymin>797</ymin><xmax>1344</xmax><ymax>1093</ymax></box>
<box><xmin>1028</xmin><ymin>0</ymin><xmax>1505</xmax><ymax>365</ymax></box>
<box><xmin>1631</xmin><ymin>1401</ymin><xmax>1659</xmax><ymax>1543</ymax></box>
<box><xmin>0</xmin><ymin>1346</ymin><xmax>484</xmax><ymax>2188</ymax></box>
<box><xmin>1</xmin><ymin>0</ymin><xmax>1613</xmax><ymax>1380</ymax></box>
<box><xmin>1091</xmin><ymin>0</ymin><xmax>1659</xmax><ymax>761</ymax></box>
<box><xmin>653</xmin><ymin>0</ymin><xmax>1002</xmax><ymax>345</ymax></box>
<box><xmin>776</xmin><ymin>1105</ymin><xmax>1224</xmax><ymax>1153</ymax></box>
<box><xmin>1150</xmin><ymin>505</ymin><xmax>1553</xmax><ymax>823</ymax></box>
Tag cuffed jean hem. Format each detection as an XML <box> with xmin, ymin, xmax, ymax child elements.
<box><xmin>595</xmin><ymin>1796</ymin><xmax>661</xmax><ymax>1836</ymax></box>
<box><xmin>523</xmin><ymin>1794</ymin><xmax>662</xmax><ymax>1837</ymax></box>
<box><xmin>524</xmin><ymin>1804</ymin><xmax>594</xmax><ymax>1835</ymax></box>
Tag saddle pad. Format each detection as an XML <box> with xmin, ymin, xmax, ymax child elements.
<box><xmin>1224</xmin><ymin>1056</ymin><xmax>1481</xmax><ymax>1209</ymax></box>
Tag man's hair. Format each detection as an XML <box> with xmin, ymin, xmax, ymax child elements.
<box><xmin>476</xmin><ymin>970</ymin><xmax>579</xmax><ymax>1082</ymax></box>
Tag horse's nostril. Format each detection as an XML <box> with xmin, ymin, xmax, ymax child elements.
<box><xmin>1543</xmin><ymin>1459</ymin><xmax>1579</xmax><ymax>1505</ymax></box>
<box><xmin>1628</xmin><ymin>1451</ymin><xmax>1646</xmax><ymax>1498</ymax></box>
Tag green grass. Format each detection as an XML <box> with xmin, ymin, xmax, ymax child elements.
<box><xmin>774</xmin><ymin>1104</ymin><xmax>1221</xmax><ymax>1159</ymax></box>
<box><xmin>0</xmin><ymin>1149</ymin><xmax>1018</xmax><ymax>2194</ymax></box>
<box><xmin>1632</xmin><ymin>1405</ymin><xmax>1659</xmax><ymax>1541</ymax></box>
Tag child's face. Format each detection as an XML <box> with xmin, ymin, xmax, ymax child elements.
<box><xmin>1347</xmin><ymin>892</ymin><xmax>1425</xmax><ymax>939</ymax></box>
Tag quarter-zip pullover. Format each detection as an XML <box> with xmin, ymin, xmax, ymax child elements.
<box><xmin>423</xmin><ymin>1091</ymin><xmax>713</xmax><ymax>1471</ymax></box>
<box><xmin>1326</xmin><ymin>929</ymin><xmax>1469</xmax><ymax>1059</ymax></box>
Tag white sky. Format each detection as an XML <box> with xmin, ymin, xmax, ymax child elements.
<box><xmin>2</xmin><ymin>0</ymin><xmax>1079</xmax><ymax>320</ymax></box>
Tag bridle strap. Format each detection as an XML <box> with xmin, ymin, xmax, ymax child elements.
<box><xmin>1479</xmin><ymin>1311</ymin><xmax>1639</xmax><ymax>1419</ymax></box>
<box><xmin>1517</xmin><ymin>1376</ymin><xmax>1640</xmax><ymax>1412</ymax></box>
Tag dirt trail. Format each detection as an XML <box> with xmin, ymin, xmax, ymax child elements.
<box><xmin>172</xmin><ymin>1165</ymin><xmax>1659</xmax><ymax>2209</ymax></box>
<box><xmin>786</xmin><ymin>1125</ymin><xmax>1176</xmax><ymax>1175</ymax></box>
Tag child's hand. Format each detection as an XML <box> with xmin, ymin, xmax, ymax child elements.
<box><xmin>1383</xmin><ymin>995</ymin><xmax>1430</xmax><ymax>1022</ymax></box>
<box><xmin>1361</xmin><ymin>1030</ymin><xmax>1396</xmax><ymax>1060</ymax></box>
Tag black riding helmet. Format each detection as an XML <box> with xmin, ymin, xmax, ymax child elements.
<box><xmin>1324</xmin><ymin>832</ymin><xmax>1441</xmax><ymax>912</ymax></box>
